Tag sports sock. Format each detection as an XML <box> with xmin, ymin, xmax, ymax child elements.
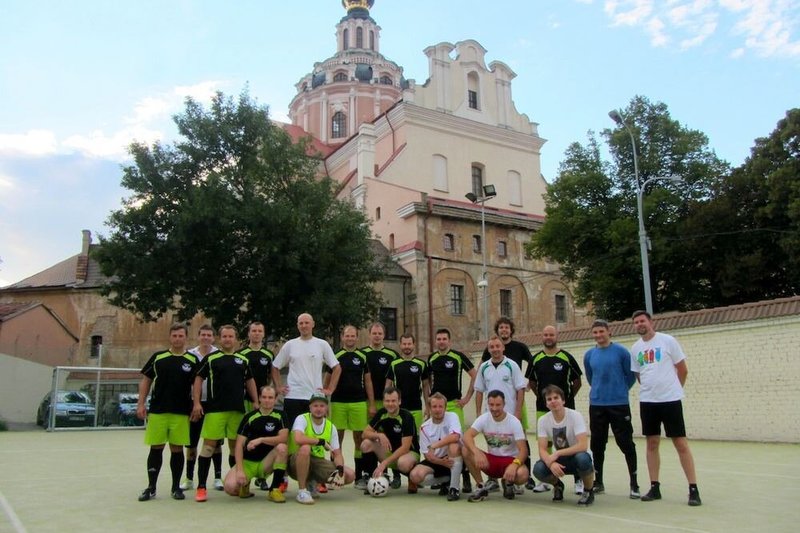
<box><xmin>170</xmin><ymin>451</ymin><xmax>184</xmax><ymax>491</ymax></box>
<box><xmin>212</xmin><ymin>451</ymin><xmax>222</xmax><ymax>479</ymax></box>
<box><xmin>450</xmin><ymin>457</ymin><xmax>463</xmax><ymax>490</ymax></box>
<box><xmin>361</xmin><ymin>452</ymin><xmax>378</xmax><ymax>476</ymax></box>
<box><xmin>197</xmin><ymin>456</ymin><xmax>211</xmax><ymax>489</ymax></box>
<box><xmin>270</xmin><ymin>465</ymin><xmax>287</xmax><ymax>490</ymax></box>
<box><xmin>146</xmin><ymin>448</ymin><xmax>163</xmax><ymax>490</ymax></box>
<box><xmin>228</xmin><ymin>454</ymin><xmax>236</xmax><ymax>468</ymax></box>
<box><xmin>185</xmin><ymin>458</ymin><xmax>196</xmax><ymax>480</ymax></box>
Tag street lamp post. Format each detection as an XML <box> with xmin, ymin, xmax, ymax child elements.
<box><xmin>465</xmin><ymin>184</ymin><xmax>497</xmax><ymax>341</ymax></box>
<box><xmin>609</xmin><ymin>109</ymin><xmax>681</xmax><ymax>315</ymax></box>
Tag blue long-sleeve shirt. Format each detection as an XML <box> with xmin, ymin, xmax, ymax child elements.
<box><xmin>583</xmin><ymin>342</ymin><xmax>636</xmax><ymax>406</ymax></box>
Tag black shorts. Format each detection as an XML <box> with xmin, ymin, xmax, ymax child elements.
<box><xmin>640</xmin><ymin>400</ymin><xmax>686</xmax><ymax>438</ymax></box>
<box><xmin>418</xmin><ymin>459</ymin><xmax>451</xmax><ymax>479</ymax></box>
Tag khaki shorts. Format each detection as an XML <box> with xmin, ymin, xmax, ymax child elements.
<box><xmin>288</xmin><ymin>454</ymin><xmax>336</xmax><ymax>482</ymax></box>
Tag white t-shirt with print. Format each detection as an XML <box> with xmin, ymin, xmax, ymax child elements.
<box><xmin>630</xmin><ymin>332</ymin><xmax>686</xmax><ymax>403</ymax></box>
<box><xmin>419</xmin><ymin>411</ymin><xmax>462</xmax><ymax>457</ymax></box>
<box><xmin>470</xmin><ymin>411</ymin><xmax>525</xmax><ymax>457</ymax></box>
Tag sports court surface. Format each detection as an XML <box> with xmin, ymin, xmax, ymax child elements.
<box><xmin>0</xmin><ymin>429</ymin><xmax>796</xmax><ymax>533</ymax></box>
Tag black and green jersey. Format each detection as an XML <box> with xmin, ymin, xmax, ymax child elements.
<box><xmin>237</xmin><ymin>408</ymin><xmax>288</xmax><ymax>462</ymax></box>
<box><xmin>526</xmin><ymin>349</ymin><xmax>583</xmax><ymax>410</ymax></box>
<box><xmin>361</xmin><ymin>346</ymin><xmax>398</xmax><ymax>401</ymax></box>
<box><xmin>368</xmin><ymin>407</ymin><xmax>419</xmax><ymax>453</ymax></box>
<box><xmin>141</xmin><ymin>350</ymin><xmax>198</xmax><ymax>415</ymax></box>
<box><xmin>428</xmin><ymin>349</ymin><xmax>475</xmax><ymax>401</ymax></box>
<box><xmin>326</xmin><ymin>349</ymin><xmax>369</xmax><ymax>403</ymax></box>
<box><xmin>239</xmin><ymin>347</ymin><xmax>274</xmax><ymax>390</ymax></box>
<box><xmin>386</xmin><ymin>357</ymin><xmax>429</xmax><ymax>411</ymax></box>
<box><xmin>195</xmin><ymin>350</ymin><xmax>253</xmax><ymax>413</ymax></box>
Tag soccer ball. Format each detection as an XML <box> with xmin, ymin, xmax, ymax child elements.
<box><xmin>367</xmin><ymin>476</ymin><xmax>390</xmax><ymax>497</ymax></box>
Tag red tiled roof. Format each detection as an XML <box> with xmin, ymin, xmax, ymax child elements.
<box><xmin>0</xmin><ymin>301</ymin><xmax>39</xmax><ymax>321</ymax></box>
<box><xmin>279</xmin><ymin>123</ymin><xmax>337</xmax><ymax>157</ymax></box>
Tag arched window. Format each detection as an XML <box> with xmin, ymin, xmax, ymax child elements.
<box><xmin>379</xmin><ymin>75</ymin><xmax>392</xmax><ymax>85</ymax></box>
<box><xmin>467</xmin><ymin>71</ymin><xmax>480</xmax><ymax>109</ymax></box>
<box><xmin>432</xmin><ymin>154</ymin><xmax>448</xmax><ymax>192</ymax></box>
<box><xmin>331</xmin><ymin>111</ymin><xmax>347</xmax><ymax>139</ymax></box>
<box><xmin>333</xmin><ymin>71</ymin><xmax>348</xmax><ymax>82</ymax></box>
<box><xmin>343</xmin><ymin>29</ymin><xmax>349</xmax><ymax>50</ymax></box>
<box><xmin>356</xmin><ymin>27</ymin><xmax>363</xmax><ymax>48</ymax></box>
<box><xmin>471</xmin><ymin>165</ymin><xmax>484</xmax><ymax>197</ymax></box>
<box><xmin>370</xmin><ymin>30</ymin><xmax>375</xmax><ymax>50</ymax></box>
<box><xmin>508</xmin><ymin>170</ymin><xmax>522</xmax><ymax>206</ymax></box>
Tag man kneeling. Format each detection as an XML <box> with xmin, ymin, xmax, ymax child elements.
<box><xmin>463</xmin><ymin>390</ymin><xmax>529</xmax><ymax>502</ymax></box>
<box><xmin>533</xmin><ymin>385</ymin><xmax>595</xmax><ymax>506</ymax></box>
<box><xmin>224</xmin><ymin>385</ymin><xmax>288</xmax><ymax>502</ymax></box>
<box><xmin>409</xmin><ymin>393</ymin><xmax>463</xmax><ymax>501</ymax></box>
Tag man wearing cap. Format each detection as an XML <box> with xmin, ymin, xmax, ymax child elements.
<box><xmin>288</xmin><ymin>392</ymin><xmax>355</xmax><ymax>504</ymax></box>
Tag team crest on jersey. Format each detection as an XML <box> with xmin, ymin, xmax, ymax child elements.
<box><xmin>392</xmin><ymin>424</ymin><xmax>402</xmax><ymax>433</ymax></box>
<box><xmin>181</xmin><ymin>363</ymin><xmax>192</xmax><ymax>372</ymax></box>
<box><xmin>259</xmin><ymin>357</ymin><xmax>269</xmax><ymax>366</ymax></box>
<box><xmin>353</xmin><ymin>359</ymin><xmax>361</xmax><ymax>366</ymax></box>
<box><xmin>410</xmin><ymin>366</ymin><xmax>419</xmax><ymax>373</ymax></box>
<box><xmin>502</xmin><ymin>375</ymin><xmax>510</xmax><ymax>382</ymax></box>
<box><xmin>234</xmin><ymin>358</ymin><xmax>243</xmax><ymax>365</ymax></box>
<box><xmin>553</xmin><ymin>362</ymin><xmax>563</xmax><ymax>371</ymax></box>
<box><xmin>264</xmin><ymin>422</ymin><xmax>275</xmax><ymax>432</ymax></box>
<box><xmin>379</xmin><ymin>357</ymin><xmax>388</xmax><ymax>365</ymax></box>
<box><xmin>445</xmin><ymin>360</ymin><xmax>454</xmax><ymax>369</ymax></box>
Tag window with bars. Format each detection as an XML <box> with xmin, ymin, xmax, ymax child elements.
<box><xmin>471</xmin><ymin>165</ymin><xmax>483</xmax><ymax>197</ymax></box>
<box><xmin>443</xmin><ymin>233</ymin><xmax>455</xmax><ymax>251</ymax></box>
<box><xmin>555</xmin><ymin>294</ymin><xmax>567</xmax><ymax>323</ymax></box>
<box><xmin>468</xmin><ymin>90</ymin><xmax>478</xmax><ymax>109</ymax></box>
<box><xmin>500</xmin><ymin>289</ymin><xmax>512</xmax><ymax>318</ymax></box>
<box><xmin>450</xmin><ymin>284</ymin><xmax>465</xmax><ymax>315</ymax></box>
<box><xmin>356</xmin><ymin>27</ymin><xmax>363</xmax><ymax>48</ymax></box>
<box><xmin>497</xmin><ymin>240</ymin><xmax>508</xmax><ymax>257</ymax></box>
<box><xmin>379</xmin><ymin>307</ymin><xmax>397</xmax><ymax>341</ymax></box>
<box><xmin>331</xmin><ymin>111</ymin><xmax>347</xmax><ymax>138</ymax></box>
<box><xmin>333</xmin><ymin>72</ymin><xmax>348</xmax><ymax>82</ymax></box>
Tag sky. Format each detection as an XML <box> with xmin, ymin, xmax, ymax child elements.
<box><xmin>1</xmin><ymin>0</ymin><xmax>798</xmax><ymax>287</ymax></box>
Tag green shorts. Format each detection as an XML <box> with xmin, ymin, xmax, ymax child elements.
<box><xmin>446</xmin><ymin>400</ymin><xmax>465</xmax><ymax>430</ymax></box>
<box><xmin>330</xmin><ymin>401</ymin><xmax>368</xmax><ymax>431</ymax></box>
<box><xmin>409</xmin><ymin>409</ymin><xmax>423</xmax><ymax>431</ymax></box>
<box><xmin>520</xmin><ymin>402</ymin><xmax>530</xmax><ymax>432</ymax></box>
<box><xmin>145</xmin><ymin>413</ymin><xmax>190</xmax><ymax>446</ymax></box>
<box><xmin>201</xmin><ymin>411</ymin><xmax>243</xmax><ymax>441</ymax></box>
<box><xmin>242</xmin><ymin>459</ymin><xmax>267</xmax><ymax>481</ymax></box>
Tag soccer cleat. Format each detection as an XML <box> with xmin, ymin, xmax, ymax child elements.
<box><xmin>256</xmin><ymin>478</ymin><xmax>269</xmax><ymax>491</ymax></box>
<box><xmin>430</xmin><ymin>483</ymin><xmax>442</xmax><ymax>490</ymax></box>
<box><xmin>574</xmin><ymin>479</ymin><xmax>584</xmax><ymax>494</ymax></box>
<box><xmin>552</xmin><ymin>480</ymin><xmax>564</xmax><ymax>502</ymax></box>
<box><xmin>171</xmin><ymin>488</ymin><xmax>185</xmax><ymax>500</ymax></box>
<box><xmin>179</xmin><ymin>478</ymin><xmax>194</xmax><ymax>491</ymax></box>
<box><xmin>468</xmin><ymin>486</ymin><xmax>489</xmax><ymax>502</ymax></box>
<box><xmin>630</xmin><ymin>486</ymin><xmax>641</xmax><ymax>499</ymax></box>
<box><xmin>195</xmin><ymin>487</ymin><xmax>208</xmax><ymax>502</ymax></box>
<box><xmin>577</xmin><ymin>490</ymin><xmax>595</xmax><ymax>506</ymax></box>
<box><xmin>267</xmin><ymin>488</ymin><xmax>286</xmax><ymax>503</ymax></box>
<box><xmin>316</xmin><ymin>482</ymin><xmax>328</xmax><ymax>494</ymax></box>
<box><xmin>354</xmin><ymin>475</ymin><xmax>368</xmax><ymax>490</ymax></box>
<box><xmin>407</xmin><ymin>480</ymin><xmax>418</xmax><ymax>494</ymax></box>
<box><xmin>213</xmin><ymin>478</ymin><xmax>224</xmax><ymax>491</ymax></box>
<box><xmin>641</xmin><ymin>485</ymin><xmax>662</xmax><ymax>501</ymax></box>
<box><xmin>688</xmin><ymin>489</ymin><xmax>702</xmax><ymax>507</ymax></box>
<box><xmin>447</xmin><ymin>487</ymin><xmax>460</xmax><ymax>501</ymax></box>
<box><xmin>531</xmin><ymin>482</ymin><xmax>551</xmax><ymax>493</ymax></box>
<box><xmin>438</xmin><ymin>484</ymin><xmax>450</xmax><ymax>496</ymax></box>
<box><xmin>390</xmin><ymin>475</ymin><xmax>401</xmax><ymax>489</ymax></box>
<box><xmin>296</xmin><ymin>488</ymin><xmax>315</xmax><ymax>505</ymax></box>
<box><xmin>501</xmin><ymin>480</ymin><xmax>515</xmax><ymax>500</ymax></box>
<box><xmin>239</xmin><ymin>485</ymin><xmax>254</xmax><ymax>499</ymax></box>
<box><xmin>593</xmin><ymin>481</ymin><xmax>605</xmax><ymax>494</ymax></box>
<box><xmin>138</xmin><ymin>487</ymin><xmax>156</xmax><ymax>502</ymax></box>
<box><xmin>484</xmin><ymin>479</ymin><xmax>500</xmax><ymax>492</ymax></box>
<box><xmin>279</xmin><ymin>480</ymin><xmax>289</xmax><ymax>493</ymax></box>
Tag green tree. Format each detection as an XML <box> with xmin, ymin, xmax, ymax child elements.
<box><xmin>527</xmin><ymin>96</ymin><xmax>728</xmax><ymax>319</ymax></box>
<box><xmin>94</xmin><ymin>91</ymin><xmax>386</xmax><ymax>339</ymax></box>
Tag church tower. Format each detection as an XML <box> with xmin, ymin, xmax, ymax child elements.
<box><xmin>288</xmin><ymin>1</ymin><xmax>405</xmax><ymax>144</ymax></box>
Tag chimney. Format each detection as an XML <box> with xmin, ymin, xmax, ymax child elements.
<box><xmin>76</xmin><ymin>230</ymin><xmax>91</xmax><ymax>284</ymax></box>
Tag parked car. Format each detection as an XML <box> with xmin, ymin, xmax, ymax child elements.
<box><xmin>36</xmin><ymin>390</ymin><xmax>96</xmax><ymax>428</ymax></box>
<box><xmin>101</xmin><ymin>392</ymin><xmax>146</xmax><ymax>426</ymax></box>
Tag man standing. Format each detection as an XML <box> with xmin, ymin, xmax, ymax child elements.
<box><xmin>325</xmin><ymin>325</ymin><xmax>375</xmax><ymax>490</ymax></box>
<box><xmin>289</xmin><ymin>393</ymin><xmax>355</xmax><ymax>504</ymax></box>
<box><xmin>137</xmin><ymin>324</ymin><xmax>198</xmax><ymax>501</ymax></box>
<box><xmin>527</xmin><ymin>325</ymin><xmax>584</xmax><ymax>493</ymax></box>
<box><xmin>385</xmin><ymin>333</ymin><xmax>430</xmax><ymax>430</ymax></box>
<box><xmin>474</xmin><ymin>336</ymin><xmax>527</xmax><ymax>423</ymax></box>
<box><xmin>631</xmin><ymin>311</ymin><xmax>701</xmax><ymax>506</ymax></box>
<box><xmin>533</xmin><ymin>385</ymin><xmax>595</xmax><ymax>506</ymax></box>
<box><xmin>224</xmin><ymin>385</ymin><xmax>288</xmax><ymax>503</ymax></box>
<box><xmin>181</xmin><ymin>324</ymin><xmax>223</xmax><ymax>491</ymax></box>
<box><xmin>191</xmin><ymin>325</ymin><xmax>258</xmax><ymax>502</ymax></box>
<box><xmin>583</xmin><ymin>319</ymin><xmax>640</xmax><ymax>498</ymax></box>
<box><xmin>409</xmin><ymin>393</ymin><xmax>463</xmax><ymax>501</ymax></box>
<box><xmin>360</xmin><ymin>387</ymin><xmax>420</xmax><ymax>493</ymax></box>
<box><xmin>463</xmin><ymin>390</ymin><xmax>529</xmax><ymax>502</ymax></box>
<box><xmin>271</xmin><ymin>313</ymin><xmax>340</xmax><ymax>429</ymax></box>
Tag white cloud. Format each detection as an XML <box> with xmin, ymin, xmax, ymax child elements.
<box><xmin>722</xmin><ymin>0</ymin><xmax>800</xmax><ymax>58</ymax></box>
<box><xmin>605</xmin><ymin>0</ymin><xmax>654</xmax><ymax>26</ymax></box>
<box><xmin>0</xmin><ymin>130</ymin><xmax>60</xmax><ymax>156</ymax></box>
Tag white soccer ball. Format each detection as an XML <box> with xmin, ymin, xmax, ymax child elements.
<box><xmin>367</xmin><ymin>476</ymin><xmax>390</xmax><ymax>497</ymax></box>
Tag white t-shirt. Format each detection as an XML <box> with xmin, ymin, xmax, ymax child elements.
<box><xmin>189</xmin><ymin>344</ymin><xmax>218</xmax><ymax>401</ymax></box>
<box><xmin>474</xmin><ymin>357</ymin><xmax>527</xmax><ymax>415</ymax></box>
<box><xmin>291</xmin><ymin>414</ymin><xmax>341</xmax><ymax>451</ymax></box>
<box><xmin>470</xmin><ymin>411</ymin><xmax>525</xmax><ymax>457</ymax></box>
<box><xmin>419</xmin><ymin>411</ymin><xmax>462</xmax><ymax>457</ymax></box>
<box><xmin>273</xmin><ymin>337</ymin><xmax>338</xmax><ymax>400</ymax></box>
<box><xmin>630</xmin><ymin>332</ymin><xmax>686</xmax><ymax>403</ymax></box>
<box><xmin>537</xmin><ymin>408</ymin><xmax>587</xmax><ymax>451</ymax></box>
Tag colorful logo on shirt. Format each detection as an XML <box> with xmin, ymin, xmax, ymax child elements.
<box><xmin>637</xmin><ymin>347</ymin><xmax>662</xmax><ymax>366</ymax></box>
<box><xmin>181</xmin><ymin>363</ymin><xmax>192</xmax><ymax>372</ymax></box>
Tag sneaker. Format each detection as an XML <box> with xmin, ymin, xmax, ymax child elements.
<box><xmin>641</xmin><ymin>485</ymin><xmax>662</xmax><ymax>502</ymax></box>
<box><xmin>514</xmin><ymin>484</ymin><xmax>525</xmax><ymax>496</ymax></box>
<box><xmin>430</xmin><ymin>483</ymin><xmax>442</xmax><ymax>490</ymax></box>
<box><xmin>501</xmin><ymin>480</ymin><xmax>515</xmax><ymax>500</ymax></box>
<box><xmin>354</xmin><ymin>475</ymin><xmax>368</xmax><ymax>490</ymax></box>
<box><xmin>574</xmin><ymin>479</ymin><xmax>584</xmax><ymax>494</ymax></box>
<box><xmin>267</xmin><ymin>488</ymin><xmax>286</xmax><ymax>503</ymax></box>
<box><xmin>447</xmin><ymin>487</ymin><xmax>461</xmax><ymax>501</ymax></box>
<box><xmin>577</xmin><ymin>490</ymin><xmax>595</xmax><ymax>506</ymax></box>
<box><xmin>390</xmin><ymin>475</ymin><xmax>401</xmax><ymax>489</ymax></box>
<box><xmin>630</xmin><ymin>486</ymin><xmax>641</xmax><ymax>499</ymax></box>
<box><xmin>138</xmin><ymin>488</ymin><xmax>155</xmax><ymax>502</ymax></box>
<box><xmin>213</xmin><ymin>478</ymin><xmax>224</xmax><ymax>491</ymax></box>
<box><xmin>552</xmin><ymin>480</ymin><xmax>564</xmax><ymax>502</ymax></box>
<box><xmin>256</xmin><ymin>478</ymin><xmax>269</xmax><ymax>491</ymax></box>
<box><xmin>462</xmin><ymin>478</ymin><xmax>472</xmax><ymax>494</ymax></box>
<box><xmin>238</xmin><ymin>485</ymin><xmax>254</xmax><ymax>499</ymax></box>
<box><xmin>593</xmin><ymin>481</ymin><xmax>605</xmax><ymax>494</ymax></box>
<box><xmin>279</xmin><ymin>480</ymin><xmax>289</xmax><ymax>493</ymax></box>
<box><xmin>171</xmin><ymin>488</ymin><xmax>185</xmax><ymax>500</ymax></box>
<box><xmin>688</xmin><ymin>489</ymin><xmax>702</xmax><ymax>507</ymax></box>
<box><xmin>438</xmin><ymin>484</ymin><xmax>450</xmax><ymax>496</ymax></box>
<box><xmin>532</xmin><ymin>482</ymin><xmax>551</xmax><ymax>493</ymax></box>
<box><xmin>179</xmin><ymin>478</ymin><xmax>194</xmax><ymax>491</ymax></box>
<box><xmin>316</xmin><ymin>482</ymin><xmax>328</xmax><ymax>494</ymax></box>
<box><xmin>195</xmin><ymin>487</ymin><xmax>207</xmax><ymax>502</ymax></box>
<box><xmin>296</xmin><ymin>488</ymin><xmax>315</xmax><ymax>505</ymax></box>
<box><xmin>484</xmin><ymin>479</ymin><xmax>500</xmax><ymax>492</ymax></box>
<box><xmin>468</xmin><ymin>486</ymin><xmax>489</xmax><ymax>502</ymax></box>
<box><xmin>407</xmin><ymin>480</ymin><xmax>418</xmax><ymax>494</ymax></box>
